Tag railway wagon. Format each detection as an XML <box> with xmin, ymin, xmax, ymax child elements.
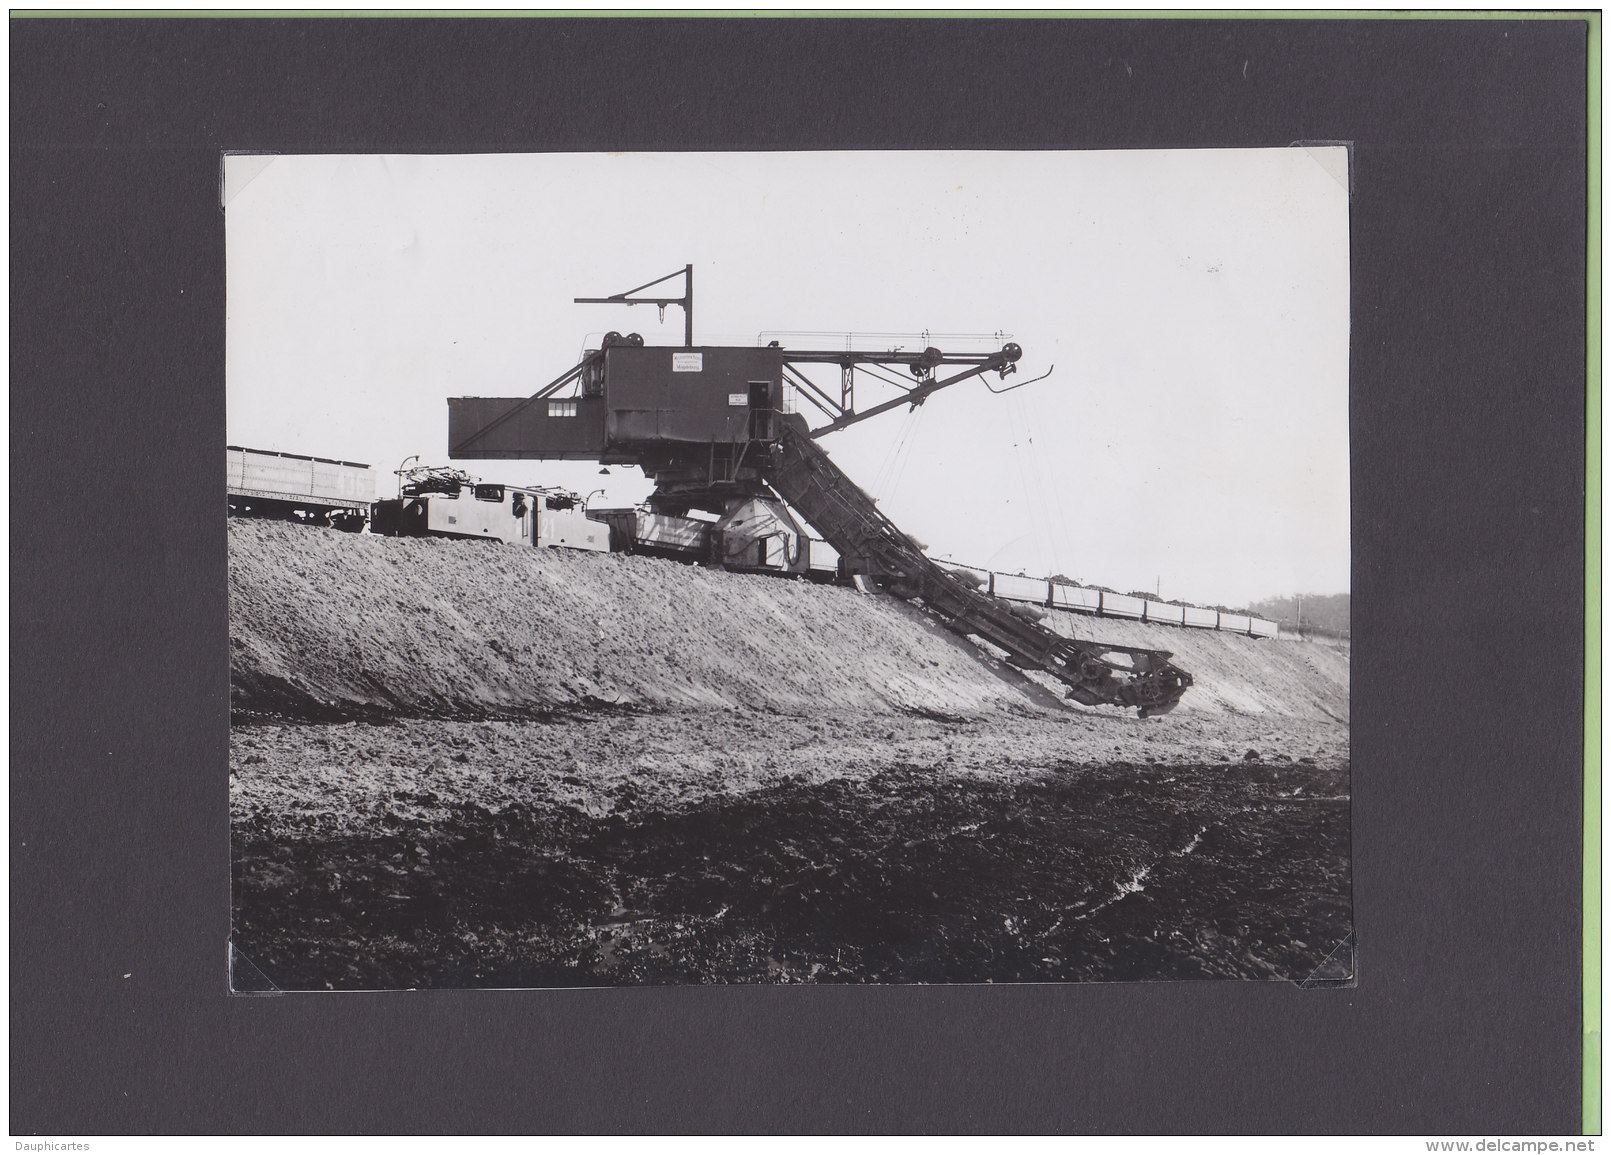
<box><xmin>1182</xmin><ymin>605</ymin><xmax>1220</xmax><ymax>629</ymax></box>
<box><xmin>1100</xmin><ymin>592</ymin><xmax>1147</xmax><ymax>620</ymax></box>
<box><xmin>1218</xmin><ymin>612</ymin><xmax>1254</xmax><ymax>635</ymax></box>
<box><xmin>1052</xmin><ymin>583</ymin><xmax>1102</xmax><ymax>614</ymax></box>
<box><xmin>981</xmin><ymin>571</ymin><xmax>1280</xmax><ymax>638</ymax></box>
<box><xmin>1144</xmin><ymin>600</ymin><xmax>1187</xmax><ymax>626</ymax></box>
<box><xmin>992</xmin><ymin>573</ymin><xmax>1051</xmax><ymax>605</ymax></box>
<box><xmin>620</xmin><ymin>507</ymin><xmax>841</xmax><ymax>581</ymax></box>
<box><xmin>227</xmin><ymin>445</ymin><xmax>375</xmax><ymax>530</ymax></box>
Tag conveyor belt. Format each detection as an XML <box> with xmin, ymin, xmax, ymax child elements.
<box><xmin>766</xmin><ymin>417</ymin><xmax>1192</xmax><ymax>716</ymax></box>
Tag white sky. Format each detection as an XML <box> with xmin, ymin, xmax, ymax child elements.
<box><xmin>225</xmin><ymin>149</ymin><xmax>1350</xmax><ymax>607</ymax></box>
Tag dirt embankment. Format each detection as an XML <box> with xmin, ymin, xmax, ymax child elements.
<box><xmin>1041</xmin><ymin>614</ymin><xmax>1350</xmax><ymax>723</ymax></box>
<box><xmin>230</xmin><ymin>520</ymin><xmax>1348</xmax><ymax>724</ymax></box>
<box><xmin>230</xmin><ymin>520</ymin><xmax>1049</xmax><ymax>720</ymax></box>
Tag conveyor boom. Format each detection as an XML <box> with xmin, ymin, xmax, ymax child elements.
<box><xmin>765</xmin><ymin>417</ymin><xmax>1192</xmax><ymax>716</ymax></box>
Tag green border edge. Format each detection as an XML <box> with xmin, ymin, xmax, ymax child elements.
<box><xmin>1590</xmin><ymin>8</ymin><xmax>1604</xmax><ymax>1139</ymax></box>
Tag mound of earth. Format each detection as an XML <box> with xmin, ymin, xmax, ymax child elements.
<box><xmin>230</xmin><ymin>520</ymin><xmax>1051</xmax><ymax>720</ymax></box>
<box><xmin>1041</xmin><ymin>613</ymin><xmax>1350</xmax><ymax>723</ymax></box>
<box><xmin>230</xmin><ymin>520</ymin><xmax>1348</xmax><ymax>725</ymax></box>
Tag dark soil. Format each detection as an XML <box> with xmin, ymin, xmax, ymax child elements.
<box><xmin>232</xmin><ymin>755</ymin><xmax>1351</xmax><ymax>989</ymax></box>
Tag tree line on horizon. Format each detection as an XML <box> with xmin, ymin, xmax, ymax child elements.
<box><xmin>1244</xmin><ymin>592</ymin><xmax>1351</xmax><ymax>637</ymax></box>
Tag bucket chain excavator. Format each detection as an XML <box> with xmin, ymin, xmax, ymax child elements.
<box><xmin>447</xmin><ymin>268</ymin><xmax>1192</xmax><ymax>716</ymax></box>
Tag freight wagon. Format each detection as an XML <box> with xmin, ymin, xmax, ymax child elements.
<box><xmin>1098</xmin><ymin>592</ymin><xmax>1148</xmax><ymax>621</ymax></box>
<box><xmin>1144</xmin><ymin>601</ymin><xmax>1187</xmax><ymax>627</ymax></box>
<box><xmin>610</xmin><ymin>505</ymin><xmax>842</xmax><ymax>582</ymax></box>
<box><xmin>991</xmin><ymin>572</ymin><xmax>1052</xmax><ymax>605</ymax></box>
<box><xmin>968</xmin><ymin>567</ymin><xmax>1279</xmax><ymax>638</ymax></box>
<box><xmin>227</xmin><ymin>445</ymin><xmax>375</xmax><ymax>530</ymax></box>
<box><xmin>1052</xmin><ymin>583</ymin><xmax>1103</xmax><ymax>614</ymax></box>
<box><xmin>1182</xmin><ymin>606</ymin><xmax>1221</xmax><ymax>629</ymax></box>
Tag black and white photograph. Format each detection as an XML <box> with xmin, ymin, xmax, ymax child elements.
<box><xmin>225</xmin><ymin>148</ymin><xmax>1352</xmax><ymax>990</ymax></box>
<box><xmin>16</xmin><ymin>10</ymin><xmax>1593</xmax><ymax>1137</ymax></box>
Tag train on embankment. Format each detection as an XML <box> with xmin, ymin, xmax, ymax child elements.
<box><xmin>227</xmin><ymin>444</ymin><xmax>1279</xmax><ymax>640</ymax></box>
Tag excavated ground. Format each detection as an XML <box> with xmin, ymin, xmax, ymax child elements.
<box><xmin>229</xmin><ymin>521</ymin><xmax>1352</xmax><ymax>989</ymax></box>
